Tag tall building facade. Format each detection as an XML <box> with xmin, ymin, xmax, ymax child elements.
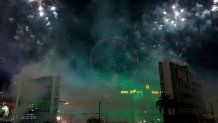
<box><xmin>158</xmin><ymin>60</ymin><xmax>205</xmax><ymax>122</ymax></box>
<box><xmin>17</xmin><ymin>76</ymin><xmax>60</xmax><ymax>123</ymax></box>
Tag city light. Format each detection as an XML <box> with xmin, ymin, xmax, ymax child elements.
<box><xmin>130</xmin><ymin>89</ymin><xmax>137</xmax><ymax>94</ymax></box>
<box><xmin>146</xmin><ymin>85</ymin><xmax>150</xmax><ymax>89</ymax></box>
<box><xmin>151</xmin><ymin>91</ymin><xmax>159</xmax><ymax>95</ymax></box>
<box><xmin>121</xmin><ymin>90</ymin><xmax>144</xmax><ymax>94</ymax></box>
<box><xmin>56</xmin><ymin>116</ymin><xmax>61</xmax><ymax>121</ymax></box>
<box><xmin>64</xmin><ymin>101</ymin><xmax>70</xmax><ymax>105</ymax></box>
<box><xmin>120</xmin><ymin>90</ymin><xmax>128</xmax><ymax>94</ymax></box>
<box><xmin>2</xmin><ymin>105</ymin><xmax>9</xmax><ymax>116</ymax></box>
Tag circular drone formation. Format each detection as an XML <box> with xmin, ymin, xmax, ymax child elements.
<box><xmin>90</xmin><ymin>37</ymin><xmax>139</xmax><ymax>86</ymax></box>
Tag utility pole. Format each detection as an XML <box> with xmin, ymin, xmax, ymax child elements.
<box><xmin>210</xmin><ymin>103</ymin><xmax>215</xmax><ymax>120</ymax></box>
<box><xmin>99</xmin><ymin>101</ymin><xmax>101</xmax><ymax>123</ymax></box>
<box><xmin>131</xmin><ymin>112</ymin><xmax>134</xmax><ymax>123</ymax></box>
<box><xmin>105</xmin><ymin>111</ymin><xmax>108</xmax><ymax>123</ymax></box>
<box><xmin>14</xmin><ymin>81</ymin><xmax>21</xmax><ymax>122</ymax></box>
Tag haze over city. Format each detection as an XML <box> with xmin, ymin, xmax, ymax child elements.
<box><xmin>0</xmin><ymin>0</ymin><xmax>218</xmax><ymax>123</ymax></box>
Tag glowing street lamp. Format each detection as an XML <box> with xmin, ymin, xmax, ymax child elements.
<box><xmin>146</xmin><ymin>85</ymin><xmax>150</xmax><ymax>89</ymax></box>
<box><xmin>64</xmin><ymin>101</ymin><xmax>70</xmax><ymax>105</ymax></box>
<box><xmin>2</xmin><ymin>106</ymin><xmax>9</xmax><ymax>116</ymax></box>
<box><xmin>56</xmin><ymin>115</ymin><xmax>61</xmax><ymax>122</ymax></box>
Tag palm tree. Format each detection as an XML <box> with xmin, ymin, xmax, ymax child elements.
<box><xmin>0</xmin><ymin>108</ymin><xmax>5</xmax><ymax>121</ymax></box>
<box><xmin>156</xmin><ymin>92</ymin><xmax>174</xmax><ymax>123</ymax></box>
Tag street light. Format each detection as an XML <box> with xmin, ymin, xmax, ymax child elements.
<box><xmin>64</xmin><ymin>101</ymin><xmax>70</xmax><ymax>105</ymax></box>
<box><xmin>56</xmin><ymin>116</ymin><xmax>61</xmax><ymax>120</ymax></box>
<box><xmin>209</xmin><ymin>103</ymin><xmax>215</xmax><ymax>121</ymax></box>
<box><xmin>58</xmin><ymin>100</ymin><xmax>72</xmax><ymax>123</ymax></box>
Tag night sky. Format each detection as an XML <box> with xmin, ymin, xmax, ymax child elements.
<box><xmin>0</xmin><ymin>0</ymin><xmax>218</xmax><ymax>121</ymax></box>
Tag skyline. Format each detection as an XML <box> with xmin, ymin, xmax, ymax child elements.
<box><xmin>0</xmin><ymin>0</ymin><xmax>218</xmax><ymax>122</ymax></box>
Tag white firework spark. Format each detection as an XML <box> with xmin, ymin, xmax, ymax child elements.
<box><xmin>172</xmin><ymin>5</ymin><xmax>176</xmax><ymax>10</ymax></box>
<box><xmin>15</xmin><ymin>0</ymin><xmax>59</xmax><ymax>47</ymax></box>
<box><xmin>163</xmin><ymin>11</ymin><xmax>167</xmax><ymax>15</ymax></box>
<box><xmin>38</xmin><ymin>6</ymin><xmax>43</xmax><ymax>11</ymax></box>
<box><xmin>157</xmin><ymin>4</ymin><xmax>186</xmax><ymax>30</ymax></box>
<box><xmin>154</xmin><ymin>2</ymin><xmax>214</xmax><ymax>30</ymax></box>
<box><xmin>39</xmin><ymin>11</ymin><xmax>44</xmax><ymax>17</ymax></box>
<box><xmin>27</xmin><ymin>0</ymin><xmax>58</xmax><ymax>20</ymax></box>
<box><xmin>181</xmin><ymin>18</ymin><xmax>186</xmax><ymax>22</ymax></box>
<box><xmin>212</xmin><ymin>5</ymin><xmax>218</xmax><ymax>11</ymax></box>
<box><xmin>212</xmin><ymin>0</ymin><xmax>218</xmax><ymax>11</ymax></box>
<box><xmin>50</xmin><ymin>6</ymin><xmax>56</xmax><ymax>11</ymax></box>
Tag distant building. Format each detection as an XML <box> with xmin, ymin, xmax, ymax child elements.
<box><xmin>158</xmin><ymin>60</ymin><xmax>205</xmax><ymax>122</ymax></box>
<box><xmin>18</xmin><ymin>76</ymin><xmax>60</xmax><ymax>123</ymax></box>
<box><xmin>86</xmin><ymin>116</ymin><xmax>104</xmax><ymax>123</ymax></box>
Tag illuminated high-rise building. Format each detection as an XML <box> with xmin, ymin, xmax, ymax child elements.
<box><xmin>158</xmin><ymin>60</ymin><xmax>205</xmax><ymax>122</ymax></box>
<box><xmin>18</xmin><ymin>76</ymin><xmax>60</xmax><ymax>122</ymax></box>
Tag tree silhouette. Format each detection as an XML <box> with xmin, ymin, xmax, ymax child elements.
<box><xmin>0</xmin><ymin>109</ymin><xmax>5</xmax><ymax>120</ymax></box>
<box><xmin>156</xmin><ymin>92</ymin><xmax>174</xmax><ymax>123</ymax></box>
